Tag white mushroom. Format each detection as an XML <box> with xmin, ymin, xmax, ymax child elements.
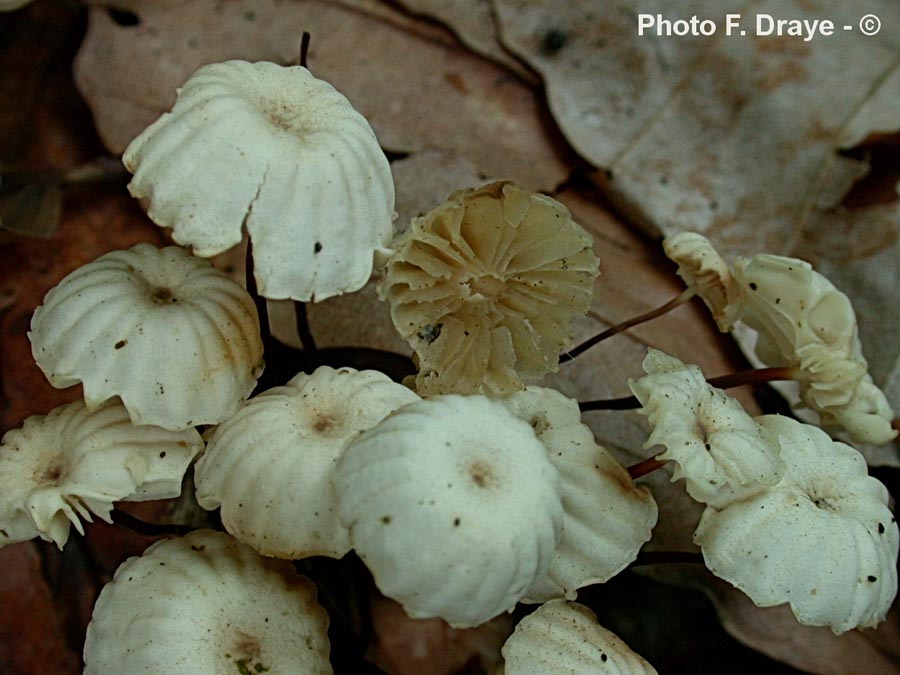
<box><xmin>629</xmin><ymin>349</ymin><xmax>784</xmax><ymax>504</ymax></box>
<box><xmin>124</xmin><ymin>60</ymin><xmax>394</xmax><ymax>302</ymax></box>
<box><xmin>29</xmin><ymin>243</ymin><xmax>263</xmax><ymax>430</ymax></box>
<box><xmin>380</xmin><ymin>181</ymin><xmax>599</xmax><ymax>396</ymax></box>
<box><xmin>333</xmin><ymin>394</ymin><xmax>564</xmax><ymax>627</ymax></box>
<box><xmin>732</xmin><ymin>253</ymin><xmax>896</xmax><ymax>444</ymax></box>
<box><xmin>0</xmin><ymin>400</ymin><xmax>202</xmax><ymax>549</ymax></box>
<box><xmin>499</xmin><ymin>387</ymin><xmax>657</xmax><ymax>602</ymax></box>
<box><xmin>195</xmin><ymin>366</ymin><xmax>419</xmax><ymax>559</ymax></box>
<box><xmin>501</xmin><ymin>599</ymin><xmax>658</xmax><ymax>675</ymax></box>
<box><xmin>662</xmin><ymin>232</ymin><xmax>741</xmax><ymax>331</ymax></box>
<box><xmin>83</xmin><ymin>530</ymin><xmax>332</xmax><ymax>674</ymax></box>
<box><xmin>694</xmin><ymin>414</ymin><xmax>899</xmax><ymax>633</ymax></box>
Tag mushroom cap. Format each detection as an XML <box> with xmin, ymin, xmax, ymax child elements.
<box><xmin>694</xmin><ymin>414</ymin><xmax>899</xmax><ymax>633</ymax></box>
<box><xmin>501</xmin><ymin>599</ymin><xmax>658</xmax><ymax>675</ymax></box>
<box><xmin>334</xmin><ymin>394</ymin><xmax>564</xmax><ymax>627</ymax></box>
<box><xmin>732</xmin><ymin>254</ymin><xmax>896</xmax><ymax>444</ymax></box>
<box><xmin>83</xmin><ymin>530</ymin><xmax>332</xmax><ymax>674</ymax></box>
<box><xmin>499</xmin><ymin>387</ymin><xmax>657</xmax><ymax>602</ymax></box>
<box><xmin>195</xmin><ymin>366</ymin><xmax>420</xmax><ymax>559</ymax></box>
<box><xmin>380</xmin><ymin>181</ymin><xmax>599</xmax><ymax>396</ymax></box>
<box><xmin>629</xmin><ymin>349</ymin><xmax>784</xmax><ymax>504</ymax></box>
<box><xmin>124</xmin><ymin>60</ymin><xmax>394</xmax><ymax>302</ymax></box>
<box><xmin>0</xmin><ymin>400</ymin><xmax>202</xmax><ymax>549</ymax></box>
<box><xmin>29</xmin><ymin>243</ymin><xmax>263</xmax><ymax>430</ymax></box>
<box><xmin>662</xmin><ymin>232</ymin><xmax>741</xmax><ymax>331</ymax></box>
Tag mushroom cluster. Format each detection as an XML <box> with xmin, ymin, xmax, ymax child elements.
<box><xmin>2</xmin><ymin>49</ymin><xmax>897</xmax><ymax>675</ymax></box>
<box><xmin>630</xmin><ymin>347</ymin><xmax>898</xmax><ymax>632</ymax></box>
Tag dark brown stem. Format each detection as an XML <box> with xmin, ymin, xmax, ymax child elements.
<box><xmin>294</xmin><ymin>300</ymin><xmax>317</xmax><ymax>352</ymax></box>
<box><xmin>560</xmin><ymin>288</ymin><xmax>695</xmax><ymax>364</ymax></box>
<box><xmin>631</xmin><ymin>551</ymin><xmax>704</xmax><ymax>566</ymax></box>
<box><xmin>579</xmin><ymin>366</ymin><xmax>801</xmax><ymax>413</ymax></box>
<box><xmin>580</xmin><ymin>395</ymin><xmax>641</xmax><ymax>412</ymax></box>
<box><xmin>299</xmin><ymin>31</ymin><xmax>311</xmax><ymax>69</ymax></box>
<box><xmin>111</xmin><ymin>508</ymin><xmax>195</xmax><ymax>538</ymax></box>
<box><xmin>706</xmin><ymin>366</ymin><xmax>799</xmax><ymax>390</ymax></box>
<box><xmin>627</xmin><ymin>456</ymin><xmax>668</xmax><ymax>479</ymax></box>
<box><xmin>245</xmin><ymin>240</ymin><xmax>271</xmax><ymax>347</ymax></box>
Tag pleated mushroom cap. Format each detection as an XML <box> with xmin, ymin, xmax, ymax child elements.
<box><xmin>0</xmin><ymin>400</ymin><xmax>202</xmax><ymax>549</ymax></box>
<box><xmin>732</xmin><ymin>254</ymin><xmax>896</xmax><ymax>444</ymax></box>
<box><xmin>381</xmin><ymin>181</ymin><xmax>599</xmax><ymax>396</ymax></box>
<box><xmin>662</xmin><ymin>232</ymin><xmax>741</xmax><ymax>331</ymax></box>
<box><xmin>334</xmin><ymin>394</ymin><xmax>564</xmax><ymax>627</ymax></box>
<box><xmin>83</xmin><ymin>530</ymin><xmax>332</xmax><ymax>674</ymax></box>
<box><xmin>124</xmin><ymin>60</ymin><xmax>394</xmax><ymax>302</ymax></box>
<box><xmin>499</xmin><ymin>387</ymin><xmax>657</xmax><ymax>603</ymax></box>
<box><xmin>694</xmin><ymin>414</ymin><xmax>899</xmax><ymax>633</ymax></box>
<box><xmin>195</xmin><ymin>366</ymin><xmax>419</xmax><ymax>559</ymax></box>
<box><xmin>629</xmin><ymin>349</ymin><xmax>783</xmax><ymax>504</ymax></box>
<box><xmin>29</xmin><ymin>244</ymin><xmax>263</xmax><ymax>430</ymax></box>
<box><xmin>501</xmin><ymin>599</ymin><xmax>658</xmax><ymax>675</ymax></box>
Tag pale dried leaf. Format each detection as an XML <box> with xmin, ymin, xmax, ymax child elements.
<box><xmin>646</xmin><ymin>565</ymin><xmax>900</xmax><ymax>675</ymax></box>
<box><xmin>368</xmin><ymin>594</ymin><xmax>512</xmax><ymax>675</ymax></box>
<box><xmin>714</xmin><ymin>586</ymin><xmax>900</xmax><ymax>675</ymax></box>
<box><xmin>493</xmin><ymin>0</ymin><xmax>898</xmax><ymax>250</ymax></box>
<box><xmin>74</xmin><ymin>0</ymin><xmax>569</xmax><ymax>189</ymax></box>
<box><xmin>391</xmin><ymin>148</ymin><xmax>484</xmax><ymax>232</ymax></box>
<box><xmin>394</xmin><ymin>0</ymin><xmax>536</xmax><ymax>81</ymax></box>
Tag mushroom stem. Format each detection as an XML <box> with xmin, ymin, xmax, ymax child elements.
<box><xmin>299</xmin><ymin>31</ymin><xmax>311</xmax><ymax>69</ymax></box>
<box><xmin>244</xmin><ymin>240</ymin><xmax>272</xmax><ymax>348</ymax></box>
<box><xmin>579</xmin><ymin>365</ymin><xmax>801</xmax><ymax>412</ymax></box>
<box><xmin>62</xmin><ymin>156</ymin><xmax>128</xmax><ymax>185</ymax></box>
<box><xmin>705</xmin><ymin>365</ymin><xmax>800</xmax><ymax>390</ymax></box>
<box><xmin>294</xmin><ymin>300</ymin><xmax>318</xmax><ymax>352</ymax></box>
<box><xmin>579</xmin><ymin>394</ymin><xmax>641</xmax><ymax>412</ymax></box>
<box><xmin>560</xmin><ymin>288</ymin><xmax>696</xmax><ymax>363</ymax></box>
<box><xmin>630</xmin><ymin>551</ymin><xmax>704</xmax><ymax>566</ymax></box>
<box><xmin>111</xmin><ymin>508</ymin><xmax>196</xmax><ymax>537</ymax></box>
<box><xmin>627</xmin><ymin>456</ymin><xmax>669</xmax><ymax>479</ymax></box>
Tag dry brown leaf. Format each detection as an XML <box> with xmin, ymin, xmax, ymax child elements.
<box><xmin>74</xmin><ymin>0</ymin><xmax>570</xmax><ymax>190</ymax></box>
<box><xmin>391</xmin><ymin>148</ymin><xmax>484</xmax><ymax>230</ymax></box>
<box><xmin>712</xmin><ymin>586</ymin><xmax>900</xmax><ymax>675</ymax></box>
<box><xmin>644</xmin><ymin>564</ymin><xmax>900</xmax><ymax>675</ymax></box>
<box><xmin>0</xmin><ymin>544</ymin><xmax>81</xmax><ymax>675</ymax></box>
<box><xmin>393</xmin><ymin>0</ymin><xmax>536</xmax><ymax>81</ymax></box>
<box><xmin>493</xmin><ymin>0</ymin><xmax>899</xmax><ymax>251</ymax></box>
<box><xmin>367</xmin><ymin>594</ymin><xmax>512</xmax><ymax>675</ymax></box>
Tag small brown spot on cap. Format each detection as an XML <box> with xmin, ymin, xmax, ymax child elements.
<box><xmin>468</xmin><ymin>460</ymin><xmax>494</xmax><ymax>488</ymax></box>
